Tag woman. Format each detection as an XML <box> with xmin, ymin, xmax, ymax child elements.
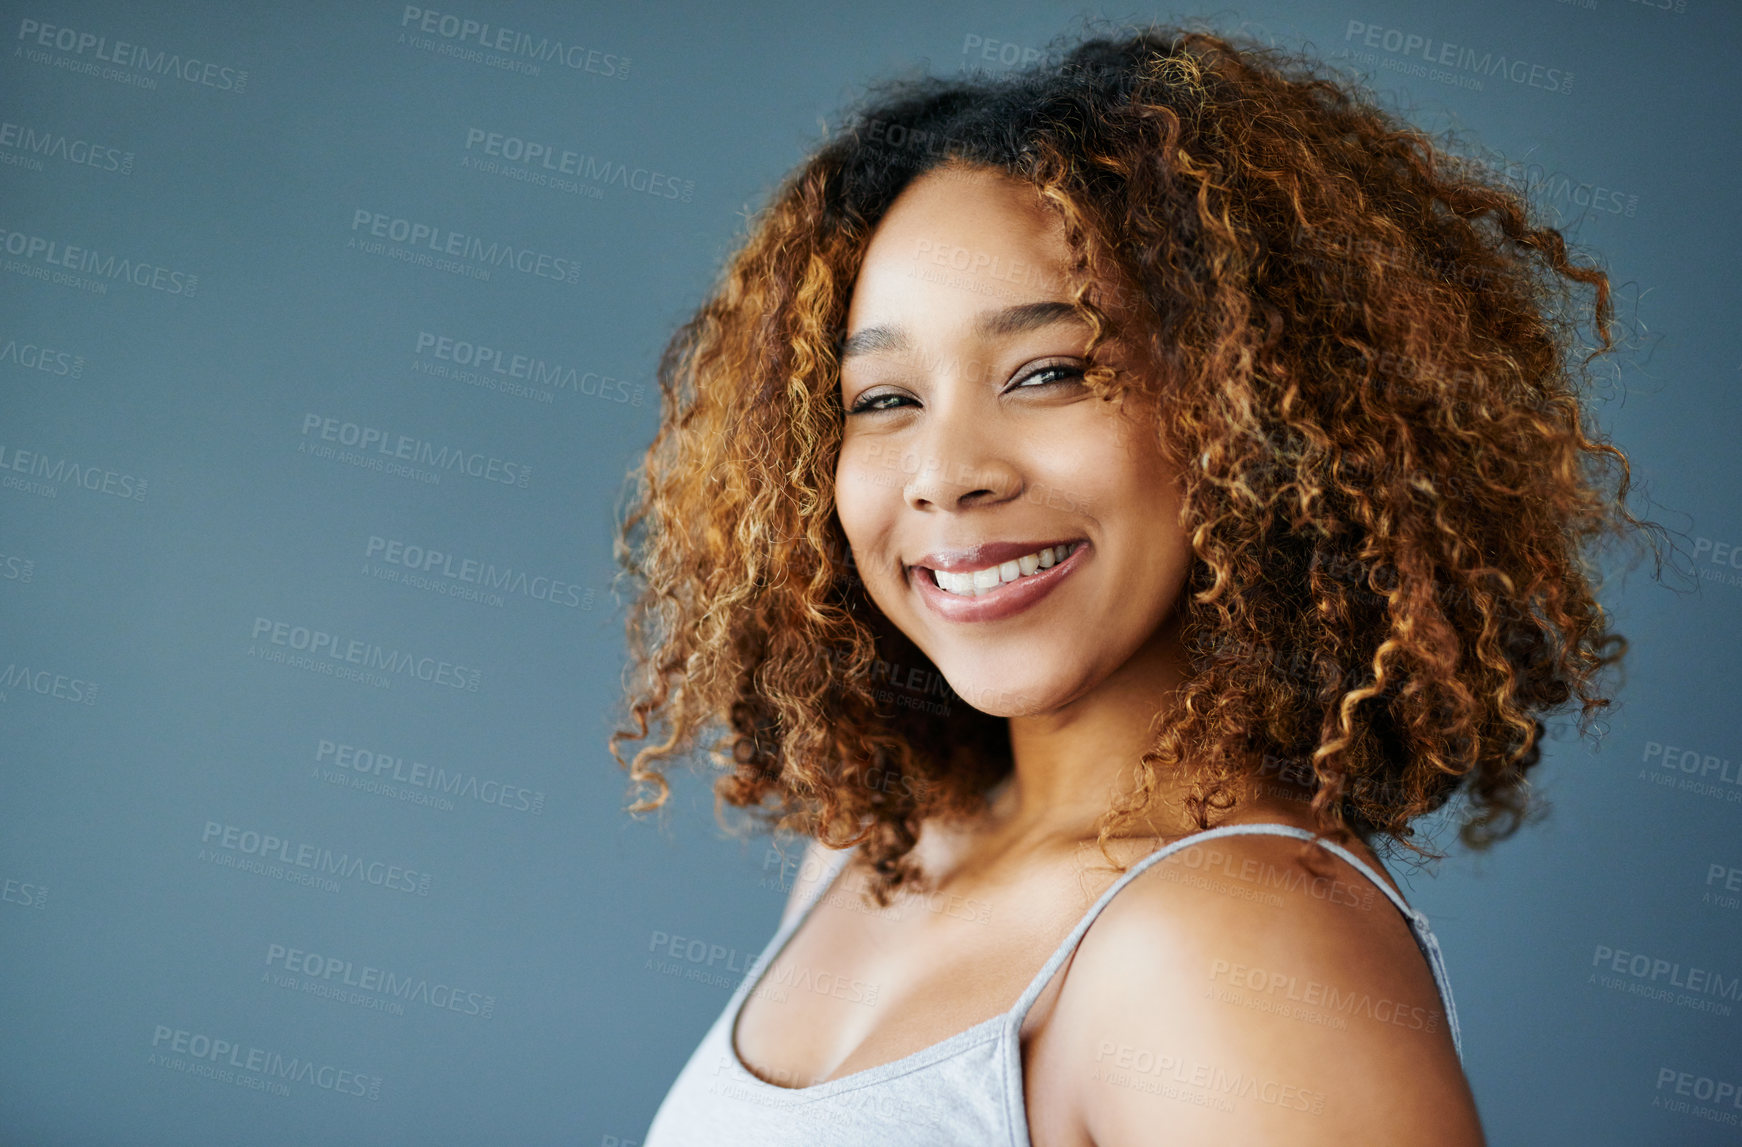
<box><xmin>613</xmin><ymin>24</ymin><xmax>1651</xmax><ymax>1146</ymax></box>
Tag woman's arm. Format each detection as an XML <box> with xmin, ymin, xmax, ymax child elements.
<box><xmin>1049</xmin><ymin>835</ymin><xmax>1483</xmax><ymax>1146</ymax></box>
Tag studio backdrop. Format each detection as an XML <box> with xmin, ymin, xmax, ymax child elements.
<box><xmin>2</xmin><ymin>1</ymin><xmax>1738</xmax><ymax>1144</ymax></box>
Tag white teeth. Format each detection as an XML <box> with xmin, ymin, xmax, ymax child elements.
<box><xmin>931</xmin><ymin>543</ymin><xmax>1077</xmax><ymax>597</ymax></box>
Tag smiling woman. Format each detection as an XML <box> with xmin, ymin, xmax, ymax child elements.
<box><xmin>611</xmin><ymin>22</ymin><xmax>1654</xmax><ymax>1147</ymax></box>
<box><xmin>832</xmin><ymin>167</ymin><xmax>1194</xmax><ymax>716</ymax></box>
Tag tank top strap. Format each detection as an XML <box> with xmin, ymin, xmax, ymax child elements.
<box><xmin>731</xmin><ymin>842</ymin><xmax>857</xmax><ymax>1007</ymax></box>
<box><xmin>1003</xmin><ymin>822</ymin><xmax>1464</xmax><ymax>1063</ymax></box>
<box><xmin>783</xmin><ymin>841</ymin><xmax>858</xmax><ymax>932</ymax></box>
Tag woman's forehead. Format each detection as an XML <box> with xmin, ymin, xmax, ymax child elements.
<box><xmin>848</xmin><ymin>169</ymin><xmax>1071</xmax><ymax>323</ymax></box>
<box><xmin>864</xmin><ymin>165</ymin><xmax>1061</xmax><ymax>255</ymax></box>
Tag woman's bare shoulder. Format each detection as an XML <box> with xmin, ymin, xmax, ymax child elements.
<box><xmin>1043</xmin><ymin>826</ymin><xmax>1483</xmax><ymax>1146</ymax></box>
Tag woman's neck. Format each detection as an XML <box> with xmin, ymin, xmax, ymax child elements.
<box><xmin>987</xmin><ymin>611</ymin><xmax>1197</xmax><ymax>846</ymax></box>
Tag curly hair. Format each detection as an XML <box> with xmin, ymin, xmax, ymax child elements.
<box><xmin>607</xmin><ymin>22</ymin><xmax>1663</xmax><ymax>906</ymax></box>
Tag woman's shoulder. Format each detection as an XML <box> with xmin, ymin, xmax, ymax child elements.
<box><xmin>1045</xmin><ymin>808</ymin><xmax>1483</xmax><ymax>1145</ymax></box>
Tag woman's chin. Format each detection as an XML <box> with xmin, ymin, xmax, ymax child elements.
<box><xmin>942</xmin><ymin>671</ymin><xmax>1073</xmax><ymax>719</ymax></box>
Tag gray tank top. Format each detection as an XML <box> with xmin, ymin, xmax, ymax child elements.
<box><xmin>642</xmin><ymin>822</ymin><xmax>1463</xmax><ymax>1146</ymax></box>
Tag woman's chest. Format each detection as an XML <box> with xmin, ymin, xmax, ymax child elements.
<box><xmin>731</xmin><ymin>852</ymin><xmax>1120</xmax><ymax>1145</ymax></box>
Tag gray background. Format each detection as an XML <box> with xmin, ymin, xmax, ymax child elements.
<box><xmin>2</xmin><ymin>1</ymin><xmax>1738</xmax><ymax>1143</ymax></box>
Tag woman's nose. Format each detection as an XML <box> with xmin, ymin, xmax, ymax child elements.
<box><xmin>899</xmin><ymin>407</ymin><xmax>1024</xmax><ymax>512</ymax></box>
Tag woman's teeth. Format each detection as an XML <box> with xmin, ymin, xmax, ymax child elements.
<box><xmin>930</xmin><ymin>543</ymin><xmax>1078</xmax><ymax>597</ymax></box>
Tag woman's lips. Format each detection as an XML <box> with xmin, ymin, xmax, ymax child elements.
<box><xmin>910</xmin><ymin>541</ymin><xmax>1087</xmax><ymax>622</ymax></box>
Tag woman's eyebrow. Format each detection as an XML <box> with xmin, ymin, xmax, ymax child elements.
<box><xmin>839</xmin><ymin>300</ymin><xmax>1083</xmax><ymax>359</ymax></box>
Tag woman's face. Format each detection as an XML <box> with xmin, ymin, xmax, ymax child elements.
<box><xmin>833</xmin><ymin>162</ymin><xmax>1194</xmax><ymax>718</ymax></box>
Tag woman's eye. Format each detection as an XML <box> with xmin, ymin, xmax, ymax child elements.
<box><xmin>1014</xmin><ymin>363</ymin><xmax>1085</xmax><ymax>390</ymax></box>
<box><xmin>846</xmin><ymin>391</ymin><xmax>912</xmax><ymax>414</ymax></box>
<box><xmin>845</xmin><ymin>362</ymin><xmax>1084</xmax><ymax>415</ymax></box>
